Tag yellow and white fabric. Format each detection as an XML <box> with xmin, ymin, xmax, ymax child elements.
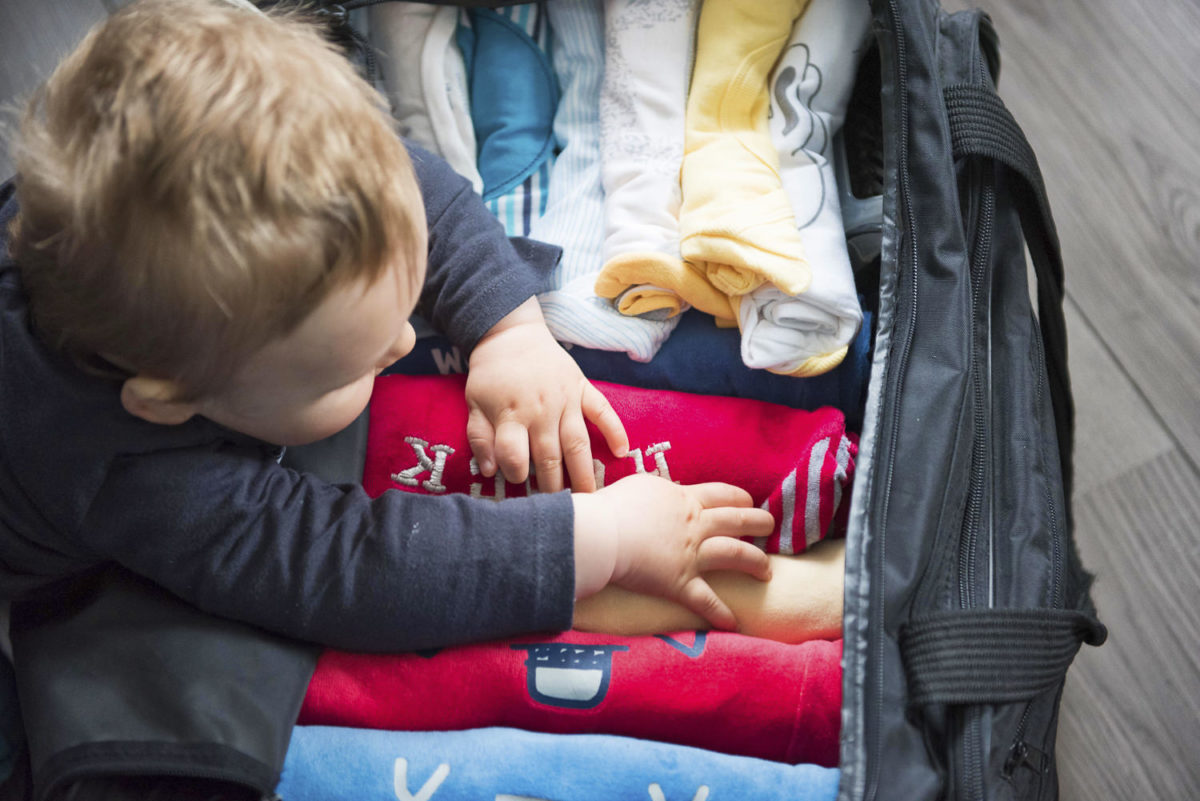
<box><xmin>678</xmin><ymin>0</ymin><xmax>812</xmax><ymax>301</ymax></box>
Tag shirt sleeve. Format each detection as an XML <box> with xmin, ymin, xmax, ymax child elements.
<box><xmin>80</xmin><ymin>440</ymin><xmax>576</xmax><ymax>652</ymax></box>
<box><xmin>406</xmin><ymin>143</ymin><xmax>562</xmax><ymax>353</ymax></box>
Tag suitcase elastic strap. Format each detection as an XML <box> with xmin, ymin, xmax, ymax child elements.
<box><xmin>899</xmin><ymin>607</ymin><xmax>1107</xmax><ymax>706</ymax></box>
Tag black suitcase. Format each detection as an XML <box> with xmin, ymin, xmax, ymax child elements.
<box><xmin>837</xmin><ymin>3</ymin><xmax>1106</xmax><ymax>799</ymax></box>
<box><xmin>4</xmin><ymin>1</ymin><xmax>1106</xmax><ymax>799</ymax></box>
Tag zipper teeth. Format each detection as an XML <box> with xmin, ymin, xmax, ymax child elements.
<box><xmin>956</xmin><ymin>168</ymin><xmax>996</xmax><ymax>801</ymax></box>
<box><xmin>1003</xmin><ymin>701</ymin><xmax>1038</xmax><ymax>781</ymax></box>
<box><xmin>869</xmin><ymin>2</ymin><xmax>914</xmax><ymax>799</ymax></box>
<box><xmin>960</xmin><ymin>178</ymin><xmax>996</xmax><ymax>610</ymax></box>
<box><xmin>1029</xmin><ymin>320</ymin><xmax>1065</xmax><ymax>608</ymax></box>
<box><xmin>1012</xmin><ymin>701</ymin><xmax>1034</xmax><ymax>745</ymax></box>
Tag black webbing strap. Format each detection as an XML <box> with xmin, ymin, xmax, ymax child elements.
<box><xmin>900</xmin><ymin>607</ymin><xmax>1107</xmax><ymax>707</ymax></box>
<box><xmin>943</xmin><ymin>84</ymin><xmax>1057</xmax><ymax>273</ymax></box>
<box><xmin>942</xmin><ymin>82</ymin><xmax>1076</xmax><ymax>510</ymax></box>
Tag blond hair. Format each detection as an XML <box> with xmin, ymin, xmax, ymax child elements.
<box><xmin>8</xmin><ymin>0</ymin><xmax>426</xmax><ymax>398</ymax></box>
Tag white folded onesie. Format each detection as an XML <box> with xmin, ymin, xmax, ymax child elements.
<box><xmin>737</xmin><ymin>0</ymin><xmax>871</xmax><ymax>377</ymax></box>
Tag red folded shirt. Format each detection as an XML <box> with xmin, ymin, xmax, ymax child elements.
<box><xmin>300</xmin><ymin>630</ymin><xmax>842</xmax><ymax>766</ymax></box>
<box><xmin>364</xmin><ymin>374</ymin><xmax>856</xmax><ymax>553</ymax></box>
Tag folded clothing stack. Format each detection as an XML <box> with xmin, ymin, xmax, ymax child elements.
<box><xmin>364</xmin><ymin>373</ymin><xmax>856</xmax><ymax>555</ymax></box>
<box><xmin>299</xmin><ymin>630</ymin><xmax>842</xmax><ymax>767</ymax></box>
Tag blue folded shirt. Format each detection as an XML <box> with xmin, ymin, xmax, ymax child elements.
<box><xmin>278</xmin><ymin>725</ymin><xmax>840</xmax><ymax>801</ymax></box>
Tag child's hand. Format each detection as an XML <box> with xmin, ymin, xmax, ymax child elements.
<box><xmin>572</xmin><ymin>474</ymin><xmax>775</xmax><ymax>632</ymax></box>
<box><xmin>466</xmin><ymin>298</ymin><xmax>629</xmax><ymax>493</ymax></box>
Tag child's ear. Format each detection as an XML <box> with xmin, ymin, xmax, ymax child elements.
<box><xmin>120</xmin><ymin>375</ymin><xmax>198</xmax><ymax>426</ymax></box>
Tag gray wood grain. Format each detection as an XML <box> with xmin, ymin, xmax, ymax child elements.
<box><xmin>967</xmin><ymin>0</ymin><xmax>1200</xmax><ymax>462</ymax></box>
<box><xmin>1063</xmin><ymin>449</ymin><xmax>1200</xmax><ymax>799</ymax></box>
<box><xmin>1066</xmin><ymin>296</ymin><xmax>1173</xmax><ymax>497</ymax></box>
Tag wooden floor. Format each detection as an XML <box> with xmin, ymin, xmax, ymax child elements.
<box><xmin>2</xmin><ymin>1</ymin><xmax>1197</xmax><ymax>799</ymax></box>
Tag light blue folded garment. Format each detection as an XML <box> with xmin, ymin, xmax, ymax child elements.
<box><xmin>459</xmin><ymin>4</ymin><xmax>557</xmax><ymax>236</ymax></box>
<box><xmin>278</xmin><ymin>725</ymin><xmax>840</xmax><ymax>801</ymax></box>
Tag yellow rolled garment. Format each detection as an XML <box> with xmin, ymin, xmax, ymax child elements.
<box><xmin>594</xmin><ymin>252</ymin><xmax>735</xmax><ymax>323</ymax></box>
<box><xmin>679</xmin><ymin>0</ymin><xmax>812</xmax><ymax>299</ymax></box>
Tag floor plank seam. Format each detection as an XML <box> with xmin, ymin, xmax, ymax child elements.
<box><xmin>1064</xmin><ymin>292</ymin><xmax>1200</xmax><ymax>480</ymax></box>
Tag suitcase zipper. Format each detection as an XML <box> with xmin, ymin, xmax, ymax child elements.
<box><xmin>995</xmin><ymin>319</ymin><xmax>1063</xmax><ymax>800</ymax></box>
<box><xmin>864</xmin><ymin>1</ymin><xmax>918</xmax><ymax>798</ymax></box>
<box><xmin>1029</xmin><ymin>318</ymin><xmax>1065</xmax><ymax>610</ymax></box>
<box><xmin>1002</xmin><ymin>701</ymin><xmax>1049</xmax><ymax>783</ymax></box>
<box><xmin>953</xmin><ymin>155</ymin><xmax>997</xmax><ymax>801</ymax></box>
<box><xmin>959</xmin><ymin>163</ymin><xmax>996</xmax><ymax>613</ymax></box>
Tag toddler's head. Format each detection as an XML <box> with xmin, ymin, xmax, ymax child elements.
<box><xmin>9</xmin><ymin>0</ymin><xmax>425</xmax><ymax>444</ymax></box>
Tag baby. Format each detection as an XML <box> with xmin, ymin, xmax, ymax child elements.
<box><xmin>0</xmin><ymin>0</ymin><xmax>774</xmax><ymax>656</ymax></box>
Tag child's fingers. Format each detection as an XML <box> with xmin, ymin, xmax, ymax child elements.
<box><xmin>466</xmin><ymin>406</ymin><xmax>497</xmax><ymax>477</ymax></box>
<box><xmin>697</xmin><ymin>537</ymin><xmax>772</xmax><ymax>581</ymax></box>
<box><xmin>678</xmin><ymin>576</ymin><xmax>738</xmax><ymax>631</ymax></box>
<box><xmin>700</xmin><ymin>505</ymin><xmax>776</xmax><ymax>539</ymax></box>
<box><xmin>530</xmin><ymin>424</ymin><xmax>565</xmax><ymax>494</ymax></box>
<box><xmin>688</xmin><ymin>482</ymin><xmax>757</xmax><ymax>511</ymax></box>
<box><xmin>581</xmin><ymin>383</ymin><xmax>629</xmax><ymax>458</ymax></box>
<box><xmin>493</xmin><ymin>419</ymin><xmax>532</xmax><ymax>484</ymax></box>
<box><xmin>560</xmin><ymin>412</ymin><xmax>597</xmax><ymax>493</ymax></box>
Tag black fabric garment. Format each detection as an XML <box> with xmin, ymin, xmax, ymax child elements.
<box><xmin>51</xmin><ymin>776</ymin><xmax>262</xmax><ymax>801</ymax></box>
<box><xmin>8</xmin><ymin>563</ymin><xmax>318</xmax><ymax>801</ymax></box>
<box><xmin>0</xmin><ymin>142</ymin><xmax>576</xmax><ymax>653</ymax></box>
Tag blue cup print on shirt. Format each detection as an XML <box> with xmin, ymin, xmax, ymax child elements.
<box><xmin>511</xmin><ymin>643</ymin><xmax>630</xmax><ymax>710</ymax></box>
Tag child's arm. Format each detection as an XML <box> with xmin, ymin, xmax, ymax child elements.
<box><xmin>465</xmin><ymin>296</ymin><xmax>628</xmax><ymax>494</ymax></box>
<box><xmin>83</xmin><ymin>448</ymin><xmax>771</xmax><ymax>650</ymax></box>
<box><xmin>573</xmin><ymin>539</ymin><xmax>845</xmax><ymax>643</ymax></box>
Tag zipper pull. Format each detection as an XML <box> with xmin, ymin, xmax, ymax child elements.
<box><xmin>1002</xmin><ymin>739</ymin><xmax>1049</xmax><ymax>780</ymax></box>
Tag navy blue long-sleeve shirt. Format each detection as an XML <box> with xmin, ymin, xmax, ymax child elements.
<box><xmin>0</xmin><ymin>146</ymin><xmax>576</xmax><ymax>652</ymax></box>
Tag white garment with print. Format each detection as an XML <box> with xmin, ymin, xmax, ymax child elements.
<box><xmin>738</xmin><ymin>0</ymin><xmax>871</xmax><ymax>375</ymax></box>
<box><xmin>598</xmin><ymin>0</ymin><xmax>698</xmax><ymax>285</ymax></box>
<box><xmin>533</xmin><ymin>0</ymin><xmax>680</xmax><ymax>361</ymax></box>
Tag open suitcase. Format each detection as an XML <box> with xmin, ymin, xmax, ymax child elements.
<box><xmin>3</xmin><ymin>0</ymin><xmax>1107</xmax><ymax>799</ymax></box>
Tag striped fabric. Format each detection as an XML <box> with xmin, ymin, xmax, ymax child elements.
<box><xmin>484</xmin><ymin>160</ymin><xmax>553</xmax><ymax>238</ymax></box>
<box><xmin>757</xmin><ymin>430</ymin><xmax>856</xmax><ymax>555</ymax></box>
<box><xmin>533</xmin><ymin>0</ymin><xmax>680</xmax><ymax>361</ymax></box>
